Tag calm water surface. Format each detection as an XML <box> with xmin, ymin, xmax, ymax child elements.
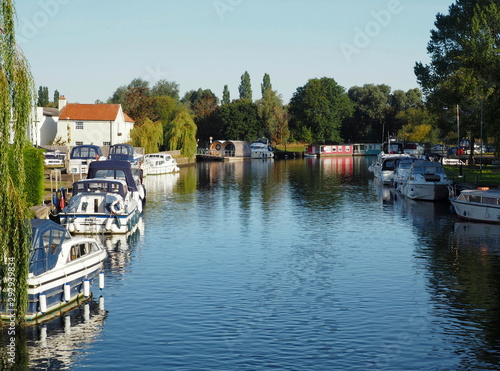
<box><xmin>14</xmin><ymin>157</ymin><xmax>500</xmax><ymax>369</ymax></box>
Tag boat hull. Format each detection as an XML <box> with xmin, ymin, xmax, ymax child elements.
<box><xmin>451</xmin><ymin>199</ymin><xmax>500</xmax><ymax>223</ymax></box>
<box><xmin>1</xmin><ymin>251</ymin><xmax>106</xmax><ymax>323</ymax></box>
<box><xmin>61</xmin><ymin>208</ymin><xmax>141</xmax><ymax>234</ymax></box>
<box><xmin>401</xmin><ymin>183</ymin><xmax>450</xmax><ymax>201</ymax></box>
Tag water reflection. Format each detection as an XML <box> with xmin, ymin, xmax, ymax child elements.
<box><xmin>0</xmin><ymin>298</ymin><xmax>107</xmax><ymax>370</ymax></box>
<box><xmin>99</xmin><ymin>217</ymin><xmax>144</xmax><ymax>277</ymax></box>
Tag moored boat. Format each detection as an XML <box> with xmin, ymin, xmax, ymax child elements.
<box><xmin>250</xmin><ymin>138</ymin><xmax>274</xmax><ymax>159</ymax></box>
<box><xmin>142</xmin><ymin>153</ymin><xmax>180</xmax><ymax>175</ymax></box>
<box><xmin>87</xmin><ymin>160</ymin><xmax>146</xmax><ymax>212</ymax></box>
<box><xmin>0</xmin><ymin>219</ymin><xmax>107</xmax><ymax>323</ymax></box>
<box><xmin>450</xmin><ymin>187</ymin><xmax>500</xmax><ymax>223</ymax></box>
<box><xmin>400</xmin><ymin>160</ymin><xmax>451</xmax><ymax>201</ymax></box>
<box><xmin>59</xmin><ymin>178</ymin><xmax>141</xmax><ymax>234</ymax></box>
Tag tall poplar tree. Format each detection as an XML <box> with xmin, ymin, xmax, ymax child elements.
<box><xmin>222</xmin><ymin>85</ymin><xmax>230</xmax><ymax>105</ymax></box>
<box><xmin>238</xmin><ymin>71</ymin><xmax>252</xmax><ymax>101</ymax></box>
<box><xmin>0</xmin><ymin>0</ymin><xmax>36</xmax><ymax>322</ymax></box>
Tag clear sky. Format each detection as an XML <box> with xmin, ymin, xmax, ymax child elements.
<box><xmin>15</xmin><ymin>0</ymin><xmax>452</xmax><ymax>105</ymax></box>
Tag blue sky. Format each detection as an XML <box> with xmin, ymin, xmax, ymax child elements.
<box><xmin>15</xmin><ymin>0</ymin><xmax>452</xmax><ymax>104</ymax></box>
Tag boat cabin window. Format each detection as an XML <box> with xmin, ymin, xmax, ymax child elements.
<box><xmin>69</xmin><ymin>243</ymin><xmax>90</xmax><ymax>261</ymax></box>
<box><xmin>481</xmin><ymin>197</ymin><xmax>498</xmax><ymax>205</ymax></box>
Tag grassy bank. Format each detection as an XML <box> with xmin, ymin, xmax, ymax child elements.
<box><xmin>444</xmin><ymin>164</ymin><xmax>500</xmax><ymax>188</ymax></box>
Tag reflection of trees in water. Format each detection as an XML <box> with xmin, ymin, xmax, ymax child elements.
<box><xmin>0</xmin><ymin>297</ymin><xmax>107</xmax><ymax>370</ymax></box>
<box><xmin>374</xmin><ymin>183</ymin><xmax>500</xmax><ymax>367</ymax></box>
<box><xmin>419</xmin><ymin>218</ymin><xmax>500</xmax><ymax>367</ymax></box>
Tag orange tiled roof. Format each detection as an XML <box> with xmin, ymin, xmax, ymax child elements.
<box><xmin>124</xmin><ymin>113</ymin><xmax>134</xmax><ymax>122</ymax></box>
<box><xmin>59</xmin><ymin>103</ymin><xmax>124</xmax><ymax>121</ymax></box>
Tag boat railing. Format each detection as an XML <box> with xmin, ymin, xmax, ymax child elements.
<box><xmin>197</xmin><ymin>149</ymin><xmax>236</xmax><ymax>157</ymax></box>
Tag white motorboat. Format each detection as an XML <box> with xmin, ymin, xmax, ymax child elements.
<box><xmin>59</xmin><ymin>178</ymin><xmax>142</xmax><ymax>234</ymax></box>
<box><xmin>68</xmin><ymin>145</ymin><xmax>105</xmax><ymax>175</ymax></box>
<box><xmin>371</xmin><ymin>154</ymin><xmax>410</xmax><ymax>185</ymax></box>
<box><xmin>392</xmin><ymin>157</ymin><xmax>420</xmax><ymax>190</ymax></box>
<box><xmin>450</xmin><ymin>187</ymin><xmax>500</xmax><ymax>223</ymax></box>
<box><xmin>142</xmin><ymin>153</ymin><xmax>180</xmax><ymax>176</ymax></box>
<box><xmin>400</xmin><ymin>160</ymin><xmax>452</xmax><ymax>201</ymax></box>
<box><xmin>0</xmin><ymin>219</ymin><xmax>107</xmax><ymax>323</ymax></box>
<box><xmin>87</xmin><ymin>160</ymin><xmax>146</xmax><ymax>212</ymax></box>
<box><xmin>250</xmin><ymin>138</ymin><xmax>274</xmax><ymax>159</ymax></box>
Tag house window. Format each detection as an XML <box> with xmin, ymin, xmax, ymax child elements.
<box><xmin>103</xmin><ymin>141</ymin><xmax>111</xmax><ymax>146</ymax></box>
<box><xmin>75</xmin><ymin>121</ymin><xmax>84</xmax><ymax>130</ymax></box>
<box><xmin>75</xmin><ymin>141</ymin><xmax>83</xmax><ymax>145</ymax></box>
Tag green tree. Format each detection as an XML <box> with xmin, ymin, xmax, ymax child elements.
<box><xmin>261</xmin><ymin>73</ymin><xmax>272</xmax><ymax>97</ymax></box>
<box><xmin>193</xmin><ymin>91</ymin><xmax>221</xmax><ymax>142</ymax></box>
<box><xmin>165</xmin><ymin>108</ymin><xmax>198</xmax><ymax>157</ymax></box>
<box><xmin>222</xmin><ymin>85</ymin><xmax>230</xmax><ymax>105</ymax></box>
<box><xmin>257</xmin><ymin>89</ymin><xmax>288</xmax><ymax>145</ymax></box>
<box><xmin>37</xmin><ymin>86</ymin><xmax>49</xmax><ymax>107</ymax></box>
<box><xmin>150</xmin><ymin>79</ymin><xmax>180</xmax><ymax>100</ymax></box>
<box><xmin>415</xmin><ymin>0</ymin><xmax>499</xmax><ymax>150</ymax></box>
<box><xmin>344</xmin><ymin>84</ymin><xmax>391</xmax><ymax>143</ymax></box>
<box><xmin>220</xmin><ymin>100</ymin><xmax>260</xmax><ymax>141</ymax></box>
<box><xmin>0</xmin><ymin>0</ymin><xmax>36</xmax><ymax>322</ymax></box>
<box><xmin>129</xmin><ymin>118</ymin><xmax>163</xmax><ymax>153</ymax></box>
<box><xmin>123</xmin><ymin>86</ymin><xmax>155</xmax><ymax>126</ymax></box>
<box><xmin>238</xmin><ymin>71</ymin><xmax>252</xmax><ymax>101</ymax></box>
<box><xmin>289</xmin><ymin>77</ymin><xmax>353</xmax><ymax>143</ymax></box>
<box><xmin>396</xmin><ymin>107</ymin><xmax>438</xmax><ymax>144</ymax></box>
<box><xmin>53</xmin><ymin>89</ymin><xmax>59</xmax><ymax>105</ymax></box>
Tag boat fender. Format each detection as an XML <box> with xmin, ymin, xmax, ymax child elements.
<box><xmin>110</xmin><ymin>199</ymin><xmax>124</xmax><ymax>214</ymax></box>
<box><xmin>83</xmin><ymin>278</ymin><xmax>90</xmax><ymax>298</ymax></box>
<box><xmin>63</xmin><ymin>282</ymin><xmax>71</xmax><ymax>302</ymax></box>
<box><xmin>105</xmin><ymin>217</ymin><xmax>113</xmax><ymax>231</ymax></box>
<box><xmin>39</xmin><ymin>293</ymin><xmax>47</xmax><ymax>314</ymax></box>
<box><xmin>68</xmin><ymin>223</ymin><xmax>75</xmax><ymax>233</ymax></box>
<box><xmin>99</xmin><ymin>272</ymin><xmax>105</xmax><ymax>290</ymax></box>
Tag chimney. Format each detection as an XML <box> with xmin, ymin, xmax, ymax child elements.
<box><xmin>58</xmin><ymin>95</ymin><xmax>67</xmax><ymax>111</ymax></box>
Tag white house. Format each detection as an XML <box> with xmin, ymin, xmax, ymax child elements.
<box><xmin>57</xmin><ymin>96</ymin><xmax>135</xmax><ymax>146</ymax></box>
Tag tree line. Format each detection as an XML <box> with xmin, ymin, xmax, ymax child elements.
<box><xmin>38</xmin><ymin>0</ymin><xmax>498</xmax><ymax>158</ymax></box>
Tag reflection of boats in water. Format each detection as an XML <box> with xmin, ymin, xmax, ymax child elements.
<box><xmin>99</xmin><ymin>217</ymin><xmax>144</xmax><ymax>276</ymax></box>
<box><xmin>143</xmin><ymin>172</ymin><xmax>180</xmax><ymax>194</ymax></box>
<box><xmin>451</xmin><ymin>221</ymin><xmax>500</xmax><ymax>253</ymax></box>
<box><xmin>25</xmin><ymin>297</ymin><xmax>107</xmax><ymax>370</ymax></box>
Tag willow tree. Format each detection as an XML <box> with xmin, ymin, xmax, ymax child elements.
<box><xmin>165</xmin><ymin>108</ymin><xmax>197</xmax><ymax>157</ymax></box>
<box><xmin>129</xmin><ymin>118</ymin><xmax>163</xmax><ymax>154</ymax></box>
<box><xmin>0</xmin><ymin>0</ymin><xmax>36</xmax><ymax>322</ymax></box>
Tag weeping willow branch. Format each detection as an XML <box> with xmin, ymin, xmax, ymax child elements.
<box><xmin>0</xmin><ymin>0</ymin><xmax>36</xmax><ymax>324</ymax></box>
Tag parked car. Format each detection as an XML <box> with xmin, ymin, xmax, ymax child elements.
<box><xmin>43</xmin><ymin>151</ymin><xmax>65</xmax><ymax>167</ymax></box>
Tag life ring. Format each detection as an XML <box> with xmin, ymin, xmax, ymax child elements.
<box><xmin>110</xmin><ymin>199</ymin><xmax>124</xmax><ymax>214</ymax></box>
<box><xmin>478</xmin><ymin>187</ymin><xmax>490</xmax><ymax>191</ymax></box>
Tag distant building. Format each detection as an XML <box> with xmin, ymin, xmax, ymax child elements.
<box><xmin>28</xmin><ymin>96</ymin><xmax>135</xmax><ymax>146</ymax></box>
<box><xmin>57</xmin><ymin>96</ymin><xmax>135</xmax><ymax>146</ymax></box>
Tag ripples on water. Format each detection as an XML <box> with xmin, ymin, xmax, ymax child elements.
<box><xmin>10</xmin><ymin>157</ymin><xmax>500</xmax><ymax>370</ymax></box>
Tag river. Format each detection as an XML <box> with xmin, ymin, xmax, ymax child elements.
<box><xmin>10</xmin><ymin>157</ymin><xmax>500</xmax><ymax>370</ymax></box>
